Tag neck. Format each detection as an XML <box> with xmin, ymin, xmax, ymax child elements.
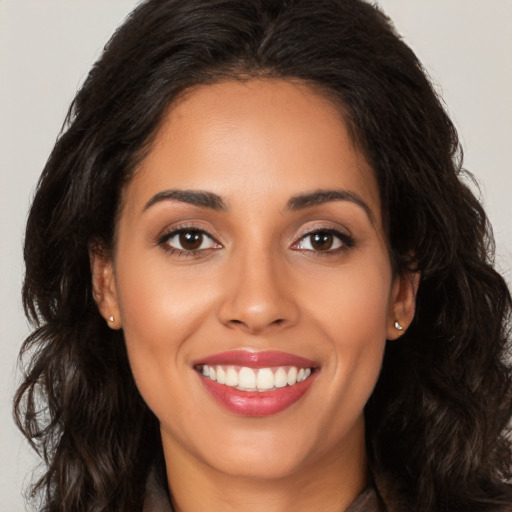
<box><xmin>162</xmin><ymin>419</ymin><xmax>368</xmax><ymax>512</ymax></box>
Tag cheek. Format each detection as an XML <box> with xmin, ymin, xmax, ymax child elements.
<box><xmin>307</xmin><ymin>261</ymin><xmax>391</xmax><ymax>409</ymax></box>
<box><xmin>112</xmin><ymin>253</ymin><xmax>216</xmax><ymax>404</ymax></box>
<box><xmin>305</xmin><ymin>256</ymin><xmax>392</xmax><ymax>341</ymax></box>
<box><xmin>115</xmin><ymin>248</ymin><xmax>214</xmax><ymax>346</ymax></box>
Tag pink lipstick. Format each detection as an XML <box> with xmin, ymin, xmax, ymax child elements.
<box><xmin>193</xmin><ymin>350</ymin><xmax>319</xmax><ymax>416</ymax></box>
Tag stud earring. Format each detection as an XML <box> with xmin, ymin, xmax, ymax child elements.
<box><xmin>394</xmin><ymin>320</ymin><xmax>404</xmax><ymax>331</ymax></box>
<box><xmin>108</xmin><ymin>315</ymin><xmax>115</xmax><ymax>323</ymax></box>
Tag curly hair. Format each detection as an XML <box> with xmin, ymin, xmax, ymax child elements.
<box><xmin>15</xmin><ymin>0</ymin><xmax>512</xmax><ymax>511</ymax></box>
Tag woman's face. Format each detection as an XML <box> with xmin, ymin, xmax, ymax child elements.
<box><xmin>93</xmin><ymin>79</ymin><xmax>416</xmax><ymax>483</ymax></box>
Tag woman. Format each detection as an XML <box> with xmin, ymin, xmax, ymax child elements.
<box><xmin>14</xmin><ymin>0</ymin><xmax>512</xmax><ymax>511</ymax></box>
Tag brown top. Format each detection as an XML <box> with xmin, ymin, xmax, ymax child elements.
<box><xmin>346</xmin><ymin>486</ymin><xmax>386</xmax><ymax>512</ymax></box>
<box><xmin>143</xmin><ymin>470</ymin><xmax>386</xmax><ymax>512</ymax></box>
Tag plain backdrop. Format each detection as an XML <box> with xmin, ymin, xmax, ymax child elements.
<box><xmin>1</xmin><ymin>1</ymin><xmax>511</xmax><ymax>510</ymax></box>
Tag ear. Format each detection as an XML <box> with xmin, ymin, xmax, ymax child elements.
<box><xmin>386</xmin><ymin>271</ymin><xmax>420</xmax><ymax>340</ymax></box>
<box><xmin>89</xmin><ymin>242</ymin><xmax>122</xmax><ymax>330</ymax></box>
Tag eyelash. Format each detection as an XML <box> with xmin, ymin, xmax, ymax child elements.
<box><xmin>157</xmin><ymin>225</ymin><xmax>355</xmax><ymax>257</ymax></box>
<box><xmin>157</xmin><ymin>225</ymin><xmax>221</xmax><ymax>257</ymax></box>
<box><xmin>291</xmin><ymin>228</ymin><xmax>355</xmax><ymax>255</ymax></box>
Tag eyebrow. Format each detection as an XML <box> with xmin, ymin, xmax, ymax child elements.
<box><xmin>143</xmin><ymin>187</ymin><xmax>374</xmax><ymax>224</ymax></box>
<box><xmin>287</xmin><ymin>189</ymin><xmax>375</xmax><ymax>224</ymax></box>
<box><xmin>143</xmin><ymin>189</ymin><xmax>227</xmax><ymax>211</ymax></box>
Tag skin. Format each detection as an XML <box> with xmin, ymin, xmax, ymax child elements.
<box><xmin>91</xmin><ymin>79</ymin><xmax>418</xmax><ymax>512</ymax></box>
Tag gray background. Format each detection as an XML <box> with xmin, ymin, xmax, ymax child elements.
<box><xmin>1</xmin><ymin>1</ymin><xmax>511</xmax><ymax>510</ymax></box>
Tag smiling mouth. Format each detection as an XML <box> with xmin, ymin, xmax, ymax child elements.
<box><xmin>196</xmin><ymin>364</ymin><xmax>314</xmax><ymax>392</ymax></box>
<box><xmin>193</xmin><ymin>350</ymin><xmax>319</xmax><ymax>416</ymax></box>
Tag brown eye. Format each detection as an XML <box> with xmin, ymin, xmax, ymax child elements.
<box><xmin>293</xmin><ymin>229</ymin><xmax>352</xmax><ymax>253</ymax></box>
<box><xmin>179</xmin><ymin>231</ymin><xmax>203</xmax><ymax>250</ymax></box>
<box><xmin>310</xmin><ymin>232</ymin><xmax>334</xmax><ymax>251</ymax></box>
<box><xmin>160</xmin><ymin>229</ymin><xmax>219</xmax><ymax>253</ymax></box>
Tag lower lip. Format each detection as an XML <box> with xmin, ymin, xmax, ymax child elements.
<box><xmin>199</xmin><ymin>372</ymin><xmax>317</xmax><ymax>416</ymax></box>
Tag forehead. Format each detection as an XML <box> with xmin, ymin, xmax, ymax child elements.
<box><xmin>124</xmin><ymin>79</ymin><xmax>380</xmax><ymax>220</ymax></box>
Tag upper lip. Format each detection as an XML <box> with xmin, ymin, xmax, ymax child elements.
<box><xmin>192</xmin><ymin>350</ymin><xmax>319</xmax><ymax>369</ymax></box>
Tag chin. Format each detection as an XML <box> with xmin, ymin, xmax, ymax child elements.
<box><xmin>205</xmin><ymin>444</ymin><xmax>310</xmax><ymax>482</ymax></box>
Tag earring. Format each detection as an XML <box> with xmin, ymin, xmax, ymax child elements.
<box><xmin>394</xmin><ymin>320</ymin><xmax>404</xmax><ymax>331</ymax></box>
<box><xmin>108</xmin><ymin>315</ymin><xmax>115</xmax><ymax>323</ymax></box>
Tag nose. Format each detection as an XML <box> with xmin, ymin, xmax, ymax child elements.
<box><xmin>217</xmin><ymin>249</ymin><xmax>300</xmax><ymax>335</ymax></box>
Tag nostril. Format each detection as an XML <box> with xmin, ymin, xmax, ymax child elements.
<box><xmin>218</xmin><ymin>291</ymin><xmax>300</xmax><ymax>333</ymax></box>
<box><xmin>224</xmin><ymin>317</ymin><xmax>288</xmax><ymax>334</ymax></box>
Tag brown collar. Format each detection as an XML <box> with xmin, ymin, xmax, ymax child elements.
<box><xmin>346</xmin><ymin>486</ymin><xmax>387</xmax><ymax>512</ymax></box>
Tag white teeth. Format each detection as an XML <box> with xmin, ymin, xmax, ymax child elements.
<box><xmin>297</xmin><ymin>368</ymin><xmax>312</xmax><ymax>382</ymax></box>
<box><xmin>216</xmin><ymin>366</ymin><xmax>226</xmax><ymax>384</ymax></box>
<box><xmin>200</xmin><ymin>364</ymin><xmax>313</xmax><ymax>391</ymax></box>
<box><xmin>256</xmin><ymin>368</ymin><xmax>274</xmax><ymax>390</ymax></box>
<box><xmin>287</xmin><ymin>367</ymin><xmax>298</xmax><ymax>386</ymax></box>
<box><xmin>274</xmin><ymin>367</ymin><xmax>288</xmax><ymax>388</ymax></box>
<box><xmin>225</xmin><ymin>367</ymin><xmax>238</xmax><ymax>386</ymax></box>
<box><xmin>238</xmin><ymin>367</ymin><xmax>256</xmax><ymax>389</ymax></box>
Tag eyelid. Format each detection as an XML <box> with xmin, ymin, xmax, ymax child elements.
<box><xmin>156</xmin><ymin>219</ymin><xmax>218</xmax><ymax>242</ymax></box>
<box><xmin>292</xmin><ymin>220</ymin><xmax>352</xmax><ymax>241</ymax></box>
<box><xmin>157</xmin><ymin>225</ymin><xmax>213</xmax><ymax>244</ymax></box>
